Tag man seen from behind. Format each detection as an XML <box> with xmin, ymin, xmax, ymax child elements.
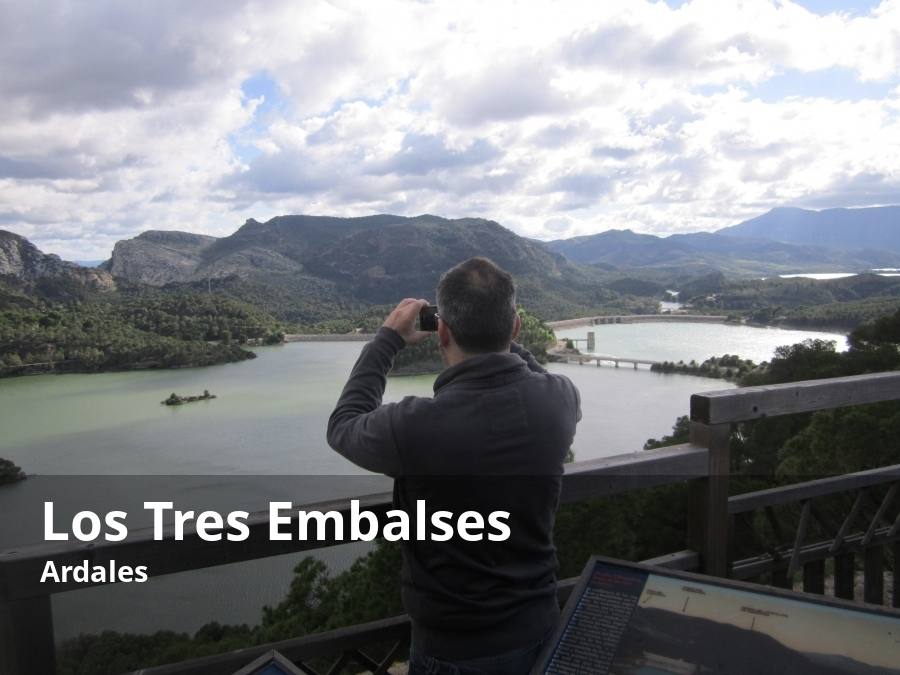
<box><xmin>327</xmin><ymin>257</ymin><xmax>582</xmax><ymax>674</ymax></box>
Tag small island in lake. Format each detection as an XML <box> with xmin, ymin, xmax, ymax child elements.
<box><xmin>162</xmin><ymin>390</ymin><xmax>217</xmax><ymax>406</ymax></box>
<box><xmin>0</xmin><ymin>457</ymin><xmax>26</xmax><ymax>485</ymax></box>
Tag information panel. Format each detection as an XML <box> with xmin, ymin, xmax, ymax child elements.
<box><xmin>535</xmin><ymin>556</ymin><xmax>900</xmax><ymax>674</ymax></box>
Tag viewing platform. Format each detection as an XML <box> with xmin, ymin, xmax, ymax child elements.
<box><xmin>2</xmin><ymin>371</ymin><xmax>899</xmax><ymax>674</ymax></box>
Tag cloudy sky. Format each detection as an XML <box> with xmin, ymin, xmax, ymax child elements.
<box><xmin>1</xmin><ymin>0</ymin><xmax>899</xmax><ymax>259</ymax></box>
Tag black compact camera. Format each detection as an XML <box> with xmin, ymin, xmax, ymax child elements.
<box><xmin>419</xmin><ymin>305</ymin><xmax>439</xmax><ymax>331</ymax></box>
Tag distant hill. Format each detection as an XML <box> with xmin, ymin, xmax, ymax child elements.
<box><xmin>102</xmin><ymin>215</ymin><xmax>631</xmax><ymax>322</ymax></box>
<box><xmin>544</xmin><ymin>228</ymin><xmax>898</xmax><ymax>275</ymax></box>
<box><xmin>718</xmin><ymin>206</ymin><xmax>900</xmax><ymax>252</ymax></box>
<box><xmin>0</xmin><ymin>230</ymin><xmax>115</xmax><ymax>301</ymax></box>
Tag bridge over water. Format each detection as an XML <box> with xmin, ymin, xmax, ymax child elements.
<box><xmin>552</xmin><ymin>353</ymin><xmax>660</xmax><ymax>369</ymax></box>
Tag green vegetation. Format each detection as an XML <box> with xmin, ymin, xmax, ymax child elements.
<box><xmin>516</xmin><ymin>307</ymin><xmax>556</xmax><ymax>362</ymax></box>
<box><xmin>848</xmin><ymin>307</ymin><xmax>900</xmax><ymax>348</ymax></box>
<box><xmin>0</xmin><ymin>287</ymin><xmax>287</xmax><ymax>377</ymax></box>
<box><xmin>112</xmin><ymin>287</ymin><xmax>285</xmax><ymax>343</ymax></box>
<box><xmin>162</xmin><ymin>391</ymin><xmax>216</xmax><ymax>406</ymax></box>
<box><xmin>296</xmin><ymin>305</ymin><xmax>390</xmax><ymax>335</ymax></box>
<box><xmin>684</xmin><ymin>273</ymin><xmax>900</xmax><ymax>330</ymax></box>
<box><xmin>173</xmin><ymin>275</ymin><xmax>364</xmax><ymax>328</ymax></box>
<box><xmin>651</xmin><ymin>354</ymin><xmax>759</xmax><ymax>381</ymax></box>
<box><xmin>391</xmin><ymin>307</ymin><xmax>556</xmax><ymax>375</ymax></box>
<box><xmin>602</xmin><ymin>277</ymin><xmax>665</xmax><ymax>297</ymax></box>
<box><xmin>0</xmin><ymin>457</ymin><xmax>25</xmax><ymax>485</ymax></box>
<box><xmin>773</xmin><ymin>297</ymin><xmax>900</xmax><ymax>329</ymax></box>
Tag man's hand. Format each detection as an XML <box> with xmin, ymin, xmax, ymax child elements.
<box><xmin>382</xmin><ymin>298</ymin><xmax>432</xmax><ymax>345</ymax></box>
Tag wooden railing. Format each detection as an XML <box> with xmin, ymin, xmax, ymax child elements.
<box><xmin>689</xmin><ymin>370</ymin><xmax>900</xmax><ymax>604</ymax></box>
<box><xmin>728</xmin><ymin>466</ymin><xmax>900</xmax><ymax>601</ymax></box>
<box><xmin>2</xmin><ymin>371</ymin><xmax>900</xmax><ymax>674</ymax></box>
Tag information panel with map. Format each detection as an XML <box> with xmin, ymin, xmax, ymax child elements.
<box><xmin>533</xmin><ymin>556</ymin><xmax>900</xmax><ymax>674</ymax></box>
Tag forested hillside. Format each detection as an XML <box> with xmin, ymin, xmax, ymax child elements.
<box><xmin>0</xmin><ymin>287</ymin><xmax>284</xmax><ymax>376</ymax></box>
<box><xmin>684</xmin><ymin>273</ymin><xmax>900</xmax><ymax>329</ymax></box>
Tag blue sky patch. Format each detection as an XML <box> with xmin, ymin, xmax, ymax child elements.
<box><xmin>663</xmin><ymin>0</ymin><xmax>880</xmax><ymax>14</ymax></box>
<box><xmin>230</xmin><ymin>72</ymin><xmax>285</xmax><ymax>164</ymax></box>
<box><xmin>791</xmin><ymin>0</ymin><xmax>880</xmax><ymax>16</ymax></box>
<box><xmin>751</xmin><ymin>67</ymin><xmax>896</xmax><ymax>103</ymax></box>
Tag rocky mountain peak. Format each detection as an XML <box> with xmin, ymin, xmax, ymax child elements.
<box><xmin>0</xmin><ymin>229</ymin><xmax>115</xmax><ymax>296</ymax></box>
<box><xmin>105</xmin><ymin>230</ymin><xmax>218</xmax><ymax>286</ymax></box>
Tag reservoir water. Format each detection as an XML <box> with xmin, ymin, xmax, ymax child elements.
<box><xmin>0</xmin><ymin>321</ymin><xmax>847</xmax><ymax>640</ymax></box>
<box><xmin>554</xmin><ymin>321</ymin><xmax>848</xmax><ymax>364</ymax></box>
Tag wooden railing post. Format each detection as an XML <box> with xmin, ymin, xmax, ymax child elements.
<box><xmin>687</xmin><ymin>421</ymin><xmax>731</xmax><ymax>577</ymax></box>
<box><xmin>0</xmin><ymin>596</ymin><xmax>56</xmax><ymax>675</ymax></box>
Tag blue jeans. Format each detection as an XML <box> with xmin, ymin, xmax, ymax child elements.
<box><xmin>408</xmin><ymin>628</ymin><xmax>552</xmax><ymax>675</ymax></box>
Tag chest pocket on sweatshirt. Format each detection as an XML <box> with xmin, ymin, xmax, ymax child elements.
<box><xmin>486</xmin><ymin>389</ymin><xmax>529</xmax><ymax>437</ymax></box>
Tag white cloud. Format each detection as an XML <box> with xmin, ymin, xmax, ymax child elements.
<box><xmin>1</xmin><ymin>0</ymin><xmax>899</xmax><ymax>258</ymax></box>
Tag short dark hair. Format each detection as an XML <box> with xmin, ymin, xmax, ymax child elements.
<box><xmin>436</xmin><ymin>257</ymin><xmax>517</xmax><ymax>353</ymax></box>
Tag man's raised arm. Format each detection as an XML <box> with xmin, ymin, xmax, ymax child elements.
<box><xmin>326</xmin><ymin>299</ymin><xmax>430</xmax><ymax>476</ymax></box>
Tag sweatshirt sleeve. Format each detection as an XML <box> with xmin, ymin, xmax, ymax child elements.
<box><xmin>509</xmin><ymin>341</ymin><xmax>547</xmax><ymax>374</ymax></box>
<box><xmin>326</xmin><ymin>327</ymin><xmax>406</xmax><ymax>476</ymax></box>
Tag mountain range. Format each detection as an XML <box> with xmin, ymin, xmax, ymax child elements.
<box><xmin>543</xmin><ymin>228</ymin><xmax>897</xmax><ymax>274</ymax></box>
<box><xmin>718</xmin><ymin>205</ymin><xmax>900</xmax><ymax>251</ymax></box>
<box><xmin>545</xmin><ymin>206</ymin><xmax>900</xmax><ymax>274</ymax></box>
<box><xmin>3</xmin><ymin>205</ymin><xmax>900</xmax><ymax>323</ymax></box>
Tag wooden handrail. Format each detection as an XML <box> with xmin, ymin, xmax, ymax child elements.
<box><xmin>691</xmin><ymin>371</ymin><xmax>900</xmax><ymax>425</ymax></box>
<box><xmin>560</xmin><ymin>443</ymin><xmax>708</xmax><ymax>503</ymax></box>
<box><xmin>728</xmin><ymin>465</ymin><xmax>900</xmax><ymax>514</ymax></box>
